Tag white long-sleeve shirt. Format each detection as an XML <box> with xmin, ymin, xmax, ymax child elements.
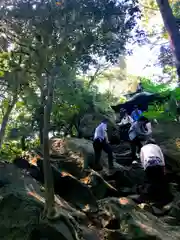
<box><xmin>94</xmin><ymin>123</ymin><xmax>107</xmax><ymax>141</ymax></box>
<box><xmin>140</xmin><ymin>143</ymin><xmax>165</xmax><ymax>170</ymax></box>
<box><xmin>129</xmin><ymin>121</ymin><xmax>152</xmax><ymax>140</ymax></box>
<box><xmin>117</xmin><ymin>115</ymin><xmax>133</xmax><ymax>126</ymax></box>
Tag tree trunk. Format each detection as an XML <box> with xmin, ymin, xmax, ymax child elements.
<box><xmin>21</xmin><ymin>136</ymin><xmax>26</xmax><ymax>150</ymax></box>
<box><xmin>43</xmin><ymin>77</ymin><xmax>55</xmax><ymax>218</ymax></box>
<box><xmin>0</xmin><ymin>94</ymin><xmax>17</xmax><ymax>149</ymax></box>
<box><xmin>39</xmin><ymin>87</ymin><xmax>46</xmax><ymax>145</ymax></box>
<box><xmin>39</xmin><ymin>106</ymin><xmax>44</xmax><ymax>145</ymax></box>
<box><xmin>156</xmin><ymin>0</ymin><xmax>180</xmax><ymax>82</ymax></box>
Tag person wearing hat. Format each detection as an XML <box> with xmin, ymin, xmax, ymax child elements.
<box><xmin>131</xmin><ymin>105</ymin><xmax>142</xmax><ymax>122</ymax></box>
<box><xmin>93</xmin><ymin>119</ymin><xmax>114</xmax><ymax>171</ymax></box>
<box><xmin>128</xmin><ymin>116</ymin><xmax>152</xmax><ymax>160</ymax></box>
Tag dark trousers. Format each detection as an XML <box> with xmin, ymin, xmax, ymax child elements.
<box><xmin>93</xmin><ymin>139</ymin><xmax>113</xmax><ymax>169</ymax></box>
<box><xmin>120</xmin><ymin>123</ymin><xmax>131</xmax><ymax>141</ymax></box>
<box><xmin>130</xmin><ymin>136</ymin><xmax>142</xmax><ymax>160</ymax></box>
<box><xmin>145</xmin><ymin>165</ymin><xmax>165</xmax><ymax>184</ymax></box>
<box><xmin>145</xmin><ymin>165</ymin><xmax>172</xmax><ymax>202</ymax></box>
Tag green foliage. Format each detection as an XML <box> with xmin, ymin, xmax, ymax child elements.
<box><xmin>0</xmin><ymin>0</ymin><xmax>140</xmax><ymax>160</ymax></box>
<box><xmin>0</xmin><ymin>141</ymin><xmax>23</xmax><ymax>162</ymax></box>
<box><xmin>1</xmin><ymin>0</ymin><xmax>140</xmax><ymax>73</ymax></box>
<box><xmin>119</xmin><ymin>96</ymin><xmax>127</xmax><ymax>103</ymax></box>
<box><xmin>52</xmin><ymin>76</ymin><xmax>118</xmax><ymax>132</ymax></box>
<box><xmin>143</xmin><ymin>104</ymin><xmax>174</xmax><ymax>121</ymax></box>
<box><xmin>0</xmin><ymin>137</ymin><xmax>40</xmax><ymax>162</ymax></box>
<box><xmin>141</xmin><ymin>78</ymin><xmax>170</xmax><ymax>93</ymax></box>
<box><xmin>172</xmin><ymin>1</ymin><xmax>180</xmax><ymax>18</ymax></box>
<box><xmin>140</xmin><ymin>0</ymin><xmax>180</xmax><ymax>83</ymax></box>
<box><xmin>173</xmin><ymin>87</ymin><xmax>180</xmax><ymax>100</ymax></box>
<box><xmin>142</xmin><ymin>79</ymin><xmax>180</xmax><ymax>121</ymax></box>
<box><xmin>6</xmin><ymin>101</ymin><xmax>33</xmax><ymax>139</ymax></box>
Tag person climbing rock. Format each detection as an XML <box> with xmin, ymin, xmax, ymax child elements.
<box><xmin>117</xmin><ymin>110</ymin><xmax>133</xmax><ymax>126</ymax></box>
<box><xmin>139</xmin><ymin>138</ymin><xmax>172</xmax><ymax>203</ymax></box>
<box><xmin>118</xmin><ymin>110</ymin><xmax>133</xmax><ymax>141</ymax></box>
<box><xmin>128</xmin><ymin>116</ymin><xmax>152</xmax><ymax>161</ymax></box>
<box><xmin>131</xmin><ymin>105</ymin><xmax>142</xmax><ymax>122</ymax></box>
<box><xmin>140</xmin><ymin>138</ymin><xmax>165</xmax><ymax>177</ymax></box>
<box><xmin>93</xmin><ymin>119</ymin><xmax>114</xmax><ymax>171</ymax></box>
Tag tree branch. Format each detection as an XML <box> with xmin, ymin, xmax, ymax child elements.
<box><xmin>139</xmin><ymin>3</ymin><xmax>159</xmax><ymax>11</ymax></box>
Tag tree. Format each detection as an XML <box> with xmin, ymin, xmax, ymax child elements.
<box><xmin>0</xmin><ymin>0</ymin><xmax>140</xmax><ymax>218</ymax></box>
<box><xmin>156</xmin><ymin>0</ymin><xmax>180</xmax><ymax>82</ymax></box>
<box><xmin>43</xmin><ymin>75</ymin><xmax>55</xmax><ymax>218</ymax></box>
<box><xmin>139</xmin><ymin>0</ymin><xmax>180</xmax><ymax>82</ymax></box>
<box><xmin>0</xmin><ymin>52</ymin><xmax>31</xmax><ymax>148</ymax></box>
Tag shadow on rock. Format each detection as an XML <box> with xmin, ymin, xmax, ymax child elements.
<box><xmin>37</xmin><ymin>160</ymin><xmax>98</xmax><ymax>212</ymax></box>
<box><xmin>81</xmin><ymin>170</ymin><xmax>119</xmax><ymax>199</ymax></box>
<box><xmin>102</xmin><ymin>164</ymin><xmax>145</xmax><ymax>195</ymax></box>
<box><xmin>13</xmin><ymin>157</ymin><xmax>98</xmax><ymax>212</ymax></box>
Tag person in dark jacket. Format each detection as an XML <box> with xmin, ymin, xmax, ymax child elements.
<box><xmin>128</xmin><ymin>116</ymin><xmax>152</xmax><ymax>160</ymax></box>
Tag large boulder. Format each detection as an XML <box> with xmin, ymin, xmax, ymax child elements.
<box><xmin>2</xmin><ymin>161</ymin><xmax>180</xmax><ymax>240</ymax></box>
<box><xmin>50</xmin><ymin>137</ymin><xmax>98</xmax><ymax>169</ymax></box>
<box><xmin>153</xmin><ymin>122</ymin><xmax>180</xmax><ymax>174</ymax></box>
<box><xmin>61</xmin><ymin>137</ymin><xmax>123</xmax><ymax>169</ymax></box>
<box><xmin>3</xmin><ymin>133</ymin><xmax>180</xmax><ymax>240</ymax></box>
<box><xmin>78</xmin><ymin>113</ymin><xmax>103</xmax><ymax>139</ymax></box>
<box><xmin>82</xmin><ymin>170</ymin><xmax>119</xmax><ymax>199</ymax></box>
<box><xmin>78</xmin><ymin>111</ymin><xmax>117</xmax><ymax>140</ymax></box>
<box><xmin>0</xmin><ymin>162</ymin><xmax>87</xmax><ymax>240</ymax></box>
<box><xmin>103</xmin><ymin>164</ymin><xmax>145</xmax><ymax>193</ymax></box>
<box><xmin>37</xmin><ymin>160</ymin><xmax>98</xmax><ymax>212</ymax></box>
<box><xmin>96</xmin><ymin>197</ymin><xmax>180</xmax><ymax>240</ymax></box>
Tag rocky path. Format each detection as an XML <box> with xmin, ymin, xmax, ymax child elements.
<box><xmin>36</xmin><ymin>138</ymin><xmax>180</xmax><ymax>239</ymax></box>
<box><xmin>1</xmin><ymin>137</ymin><xmax>180</xmax><ymax>239</ymax></box>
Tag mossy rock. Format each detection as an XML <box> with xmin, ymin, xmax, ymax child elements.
<box><xmin>98</xmin><ymin>197</ymin><xmax>180</xmax><ymax>239</ymax></box>
<box><xmin>0</xmin><ymin>192</ymin><xmax>42</xmax><ymax>240</ymax></box>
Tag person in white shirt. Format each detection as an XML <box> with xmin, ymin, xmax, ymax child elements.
<box><xmin>139</xmin><ymin>139</ymin><xmax>172</xmax><ymax>203</ymax></box>
<box><xmin>140</xmin><ymin>138</ymin><xmax>165</xmax><ymax>172</ymax></box>
<box><xmin>93</xmin><ymin>119</ymin><xmax>114</xmax><ymax>171</ymax></box>
<box><xmin>118</xmin><ymin>110</ymin><xmax>133</xmax><ymax>141</ymax></box>
<box><xmin>118</xmin><ymin>111</ymin><xmax>133</xmax><ymax>126</ymax></box>
<box><xmin>128</xmin><ymin>116</ymin><xmax>152</xmax><ymax>160</ymax></box>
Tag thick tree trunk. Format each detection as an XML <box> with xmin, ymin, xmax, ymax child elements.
<box><xmin>43</xmin><ymin>77</ymin><xmax>55</xmax><ymax>218</ymax></box>
<box><xmin>0</xmin><ymin>94</ymin><xmax>17</xmax><ymax>149</ymax></box>
<box><xmin>39</xmin><ymin>106</ymin><xmax>44</xmax><ymax>145</ymax></box>
<box><xmin>156</xmin><ymin>0</ymin><xmax>180</xmax><ymax>82</ymax></box>
<box><xmin>39</xmin><ymin>87</ymin><xmax>47</xmax><ymax>145</ymax></box>
<box><xmin>21</xmin><ymin>136</ymin><xmax>26</xmax><ymax>150</ymax></box>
